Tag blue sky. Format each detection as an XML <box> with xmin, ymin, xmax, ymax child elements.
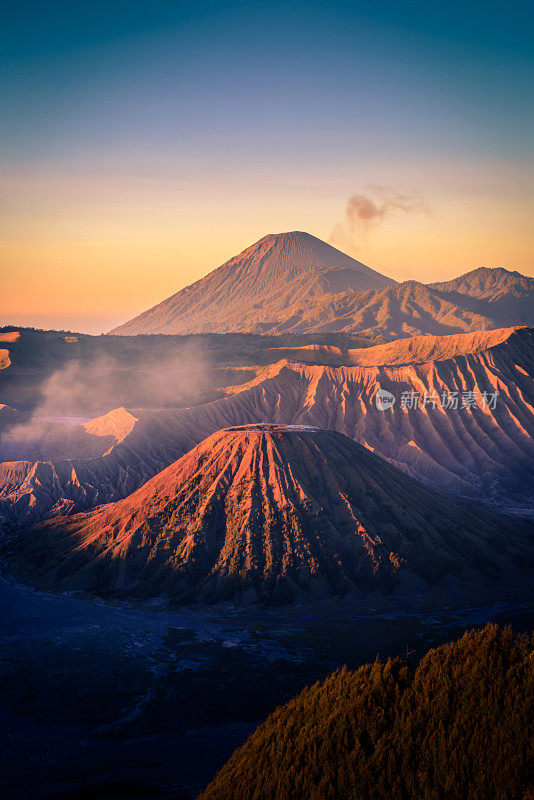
<box><xmin>3</xmin><ymin>0</ymin><xmax>533</xmax><ymax>161</ymax></box>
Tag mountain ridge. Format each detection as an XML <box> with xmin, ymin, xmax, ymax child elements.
<box><xmin>1</xmin><ymin>326</ymin><xmax>532</xmax><ymax>528</ymax></box>
<box><xmin>109</xmin><ymin>232</ymin><xmax>533</xmax><ymax>337</ymax></box>
<box><xmin>431</xmin><ymin>265</ymin><xmax>534</xmax><ymax>299</ymax></box>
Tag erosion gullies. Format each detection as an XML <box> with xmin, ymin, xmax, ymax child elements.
<box><xmin>8</xmin><ymin>426</ymin><xmax>532</xmax><ymax>604</ymax></box>
<box><xmin>110</xmin><ymin>232</ymin><xmax>534</xmax><ymax>337</ymax></box>
<box><xmin>0</xmin><ymin>411</ymin><xmax>176</xmax><ymax>527</ymax></box>
<box><xmin>0</xmin><ymin>327</ymin><xmax>533</xmax><ymax>527</ymax></box>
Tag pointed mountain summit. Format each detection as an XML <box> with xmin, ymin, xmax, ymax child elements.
<box><xmin>10</xmin><ymin>425</ymin><xmax>531</xmax><ymax>604</ymax></box>
<box><xmin>109</xmin><ymin>234</ymin><xmax>534</xmax><ymax>337</ymax></box>
<box><xmin>110</xmin><ymin>231</ymin><xmax>394</xmax><ymax>335</ymax></box>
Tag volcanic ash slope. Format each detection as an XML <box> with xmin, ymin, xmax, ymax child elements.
<box><xmin>9</xmin><ymin>425</ymin><xmax>532</xmax><ymax>604</ymax></box>
<box><xmin>1</xmin><ymin>326</ymin><xmax>533</xmax><ymax>528</ymax></box>
<box><xmin>110</xmin><ymin>231</ymin><xmax>394</xmax><ymax>336</ymax></box>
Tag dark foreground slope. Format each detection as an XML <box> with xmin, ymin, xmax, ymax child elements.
<box><xmin>7</xmin><ymin>426</ymin><xmax>532</xmax><ymax>603</ymax></box>
<box><xmin>199</xmin><ymin>624</ymin><xmax>534</xmax><ymax>800</ymax></box>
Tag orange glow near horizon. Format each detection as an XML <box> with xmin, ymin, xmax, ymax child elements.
<box><xmin>2</xmin><ymin>168</ymin><xmax>533</xmax><ymax>334</ymax></box>
<box><xmin>3</xmin><ymin>1</ymin><xmax>534</xmax><ymax>335</ymax></box>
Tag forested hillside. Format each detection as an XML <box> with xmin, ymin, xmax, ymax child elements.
<box><xmin>199</xmin><ymin>625</ymin><xmax>534</xmax><ymax>800</ymax></box>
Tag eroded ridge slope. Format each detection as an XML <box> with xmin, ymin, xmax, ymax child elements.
<box><xmin>8</xmin><ymin>425</ymin><xmax>532</xmax><ymax>603</ymax></box>
<box><xmin>1</xmin><ymin>327</ymin><xmax>533</xmax><ymax>526</ymax></box>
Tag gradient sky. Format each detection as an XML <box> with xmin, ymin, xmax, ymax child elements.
<box><xmin>2</xmin><ymin>0</ymin><xmax>533</xmax><ymax>333</ymax></box>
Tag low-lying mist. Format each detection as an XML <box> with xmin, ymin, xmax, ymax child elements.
<box><xmin>0</xmin><ymin>342</ymin><xmax>214</xmax><ymax>461</ymax></box>
<box><xmin>31</xmin><ymin>344</ymin><xmax>213</xmax><ymax>417</ymax></box>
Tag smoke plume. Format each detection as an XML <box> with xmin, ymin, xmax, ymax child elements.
<box><xmin>330</xmin><ymin>186</ymin><xmax>429</xmax><ymax>249</ymax></box>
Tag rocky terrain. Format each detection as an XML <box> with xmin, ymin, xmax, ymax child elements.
<box><xmin>1</xmin><ymin>326</ymin><xmax>532</xmax><ymax>527</ymax></box>
<box><xmin>110</xmin><ymin>232</ymin><xmax>534</xmax><ymax>337</ymax></box>
<box><xmin>8</xmin><ymin>425</ymin><xmax>532</xmax><ymax>604</ymax></box>
<box><xmin>0</xmin><ymin>407</ymin><xmax>138</xmax><ymax>462</ymax></box>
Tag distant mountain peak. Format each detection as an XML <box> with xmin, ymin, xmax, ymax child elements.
<box><xmin>431</xmin><ymin>265</ymin><xmax>534</xmax><ymax>304</ymax></box>
<box><xmin>258</xmin><ymin>230</ymin><xmax>315</xmax><ymax>242</ymax></box>
<box><xmin>109</xmin><ymin>231</ymin><xmax>534</xmax><ymax>337</ymax></box>
<box><xmin>254</xmin><ymin>229</ymin><xmax>350</xmax><ymax>256</ymax></box>
<box><xmin>459</xmin><ymin>265</ymin><xmax>521</xmax><ymax>276</ymax></box>
<box><xmin>432</xmin><ymin>264</ymin><xmax>531</xmax><ymax>285</ymax></box>
<box><xmin>253</xmin><ymin>230</ymin><xmax>344</xmax><ymax>247</ymax></box>
<box><xmin>110</xmin><ymin>232</ymin><xmax>394</xmax><ymax>336</ymax></box>
<box><xmin>214</xmin><ymin>229</ymin><xmax>372</xmax><ymax>279</ymax></box>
